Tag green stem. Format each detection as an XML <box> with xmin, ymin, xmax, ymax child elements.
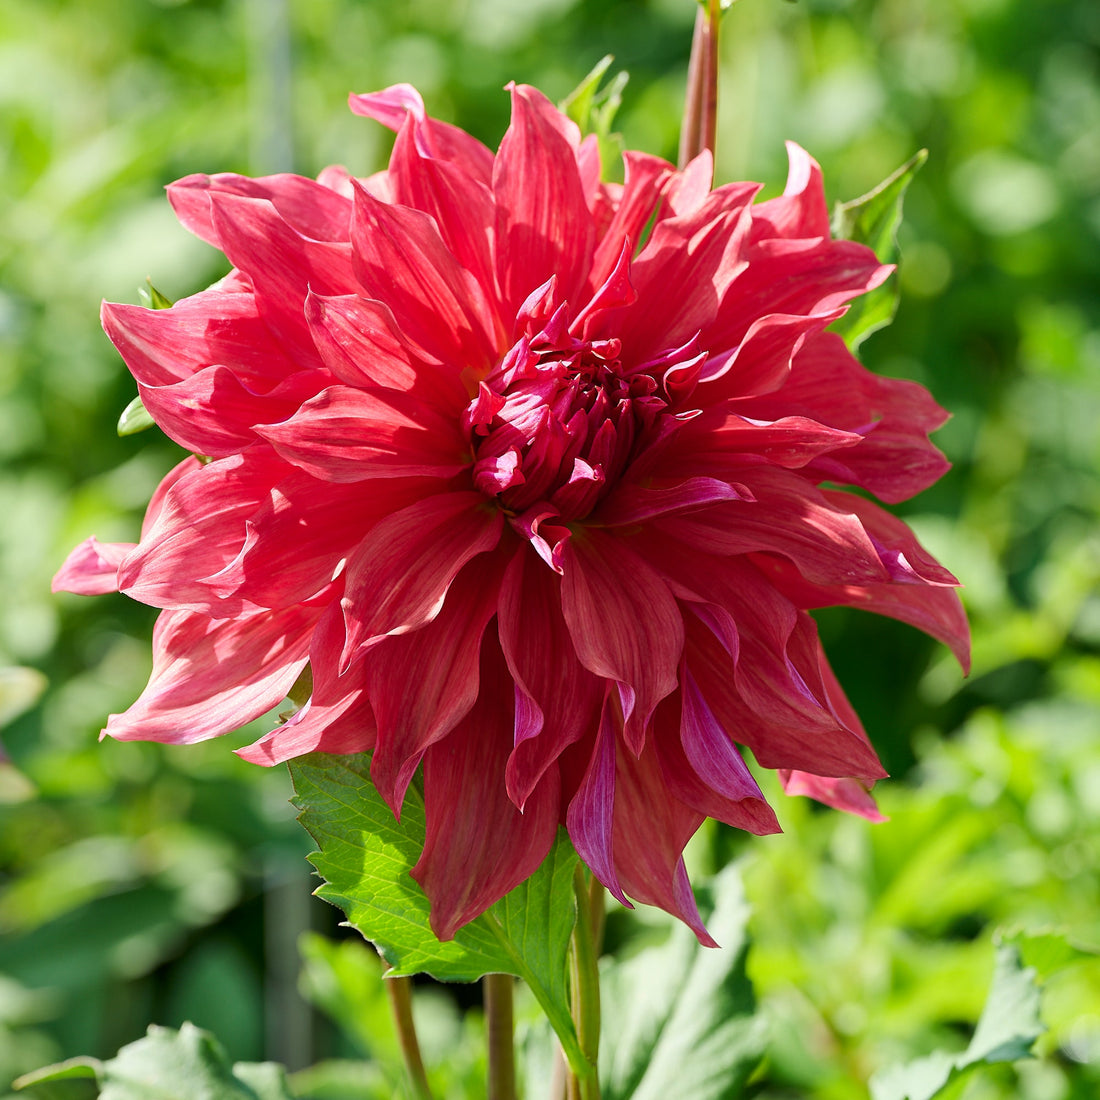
<box><xmin>386</xmin><ymin>975</ymin><xmax>434</xmax><ymax>1100</ymax></box>
<box><xmin>567</xmin><ymin>866</ymin><xmax>602</xmax><ymax>1100</ymax></box>
<box><xmin>484</xmin><ymin>973</ymin><xmax>516</xmax><ymax>1100</ymax></box>
<box><xmin>678</xmin><ymin>0</ymin><xmax>722</xmax><ymax>168</ymax></box>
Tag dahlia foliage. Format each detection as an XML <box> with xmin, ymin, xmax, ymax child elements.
<box><xmin>55</xmin><ymin>84</ymin><xmax>968</xmax><ymax>942</ymax></box>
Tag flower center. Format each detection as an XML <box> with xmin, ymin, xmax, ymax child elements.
<box><xmin>467</xmin><ymin>310</ymin><xmax>666</xmax><ymax>525</ymax></box>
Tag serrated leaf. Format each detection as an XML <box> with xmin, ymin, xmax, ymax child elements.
<box><xmin>870</xmin><ymin>940</ymin><xmax>1045</xmax><ymax>1100</ymax></box>
<box><xmin>117</xmin><ymin>395</ymin><xmax>156</xmax><ymax>437</ymax></box>
<box><xmin>15</xmin><ymin>1023</ymin><xmax>296</xmax><ymax>1098</ymax></box>
<box><xmin>830</xmin><ymin>149</ymin><xmax>927</xmax><ymax>351</ymax></box>
<box><xmin>288</xmin><ymin>753</ymin><xmax>584</xmax><ymax>1073</ymax></box>
<box><xmin>600</xmin><ymin>864</ymin><xmax>767</xmax><ymax>1100</ymax></box>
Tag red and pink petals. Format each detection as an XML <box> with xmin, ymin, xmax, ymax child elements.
<box><xmin>822</xmin><ymin>490</ymin><xmax>960</xmax><ymax>587</ymax></box>
<box><xmin>751</xmin><ymin>552</ymin><xmax>972</xmax><ymax>672</ymax></box>
<box><xmin>211</xmin><ymin>471</ymin><xmax>428</xmax><ymax>611</ymax></box>
<box><xmin>737</xmin><ymin>333</ymin><xmax>951</xmax><ymax>503</ymax></box>
<box><xmin>751</xmin><ymin>142</ymin><xmax>831</xmax><ymax>241</ymax></box>
<box><xmin>105</xmin><ymin>603</ymin><xmax>316</xmax><ymax>745</ymax></box>
<box><xmin>255</xmin><ymin>384</ymin><xmax>469</xmax><ymax>483</ymax></box>
<box><xmin>698</xmin><ymin>309</ymin><xmax>843</xmax><ymax>400</ymax></box>
<box><xmin>493</xmin><ymin>83</ymin><xmax>596</xmax><ymax>316</ymax></box>
<box><xmin>366</xmin><ymin>552</ymin><xmax>505</xmax><ymax>814</ymax></box>
<box><xmin>137</xmin><ymin>367</ymin><xmax>325</xmax><ymax>458</ymax></box>
<box><xmin>596</xmin><ymin>475</ymin><xmax>752</xmax><ymax>527</ymax></box>
<box><xmin>101</xmin><ymin>292</ymin><xmax>299</xmax><ymax>390</ymax></box>
<box><xmin>560</xmin><ymin>529</ymin><xmax>684</xmax><ymax>753</ymax></box>
<box><xmin>52</xmin><ymin>537</ymin><xmax>135</xmax><ymax>596</ymax></box>
<box><xmin>498</xmin><ymin>545</ymin><xmax>603</xmax><ymax>808</ymax></box>
<box><xmin>349</xmin><ymin>85</ymin><xmax>495</xmax><ymax>184</ymax></box>
<box><xmin>167</xmin><ymin>171</ymin><xmax>352</xmax><ymax>250</ymax></box>
<box><xmin>350</xmin><ymin>183</ymin><xmax>499</xmax><ymax>371</ymax></box>
<box><xmin>589</xmin><ymin>151</ymin><xmax>674</xmax><ymax>291</ymax></box>
<box><xmin>208</xmin><ymin>192</ymin><xmax>357</xmax><ymax>368</ymax></box>
<box><xmin>118</xmin><ymin>452</ymin><xmax>290</xmax><ymax>615</ymax></box>
<box><xmin>238</xmin><ymin>688</ymin><xmax>376</xmax><ymax>765</ymax></box>
<box><xmin>650</xmin><ymin>691</ymin><xmax>780</xmax><ymax>835</ymax></box>
<box><xmin>340</xmin><ymin>492</ymin><xmax>504</xmax><ymax>666</ymax></box>
<box><xmin>658</xmin><ymin>467</ymin><xmax>890</xmax><ymax>586</ymax></box>
<box><xmin>303</xmin><ymin>292</ymin><xmax>466</xmax><ymax>413</ymax></box>
<box><xmin>617</xmin><ymin>190</ymin><xmax>757</xmax><ymax>356</ymax></box>
<box><xmin>610</xmin><ymin>738</ymin><xmax>715</xmax><ymax>946</ymax></box>
<box><xmin>411</xmin><ymin>638</ymin><xmax>561</xmax><ymax>940</ymax></box>
<box><xmin>711</xmin><ymin>238</ymin><xmax>889</xmax><ymax>352</ymax></box>
<box><xmin>389</xmin><ymin>117</ymin><xmax>503</xmax><ymax>334</ymax></box>
<box><xmin>780</xmin><ymin>770</ymin><xmax>886</xmax><ymax>823</ymax></box>
<box><xmin>565</xmin><ymin>693</ymin><xmax>629</xmax><ymax>906</ymax></box>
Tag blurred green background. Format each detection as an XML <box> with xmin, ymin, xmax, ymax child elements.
<box><xmin>0</xmin><ymin>0</ymin><xmax>1097</xmax><ymax>1096</ymax></box>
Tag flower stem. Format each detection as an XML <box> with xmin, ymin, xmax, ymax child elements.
<box><xmin>386</xmin><ymin>975</ymin><xmax>434</xmax><ymax>1100</ymax></box>
<box><xmin>485</xmin><ymin>974</ymin><xmax>516</xmax><ymax>1100</ymax></box>
<box><xmin>679</xmin><ymin>0</ymin><xmax>723</xmax><ymax>168</ymax></box>
<box><xmin>566</xmin><ymin>865</ymin><xmax>602</xmax><ymax>1100</ymax></box>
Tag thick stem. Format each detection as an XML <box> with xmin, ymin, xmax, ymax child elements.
<box><xmin>566</xmin><ymin>866</ymin><xmax>602</xmax><ymax>1100</ymax></box>
<box><xmin>678</xmin><ymin>0</ymin><xmax>722</xmax><ymax>168</ymax></box>
<box><xmin>485</xmin><ymin>973</ymin><xmax>516</xmax><ymax>1100</ymax></box>
<box><xmin>386</xmin><ymin>975</ymin><xmax>434</xmax><ymax>1100</ymax></box>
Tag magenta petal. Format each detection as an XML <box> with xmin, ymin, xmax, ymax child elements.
<box><xmin>610</xmin><ymin>739</ymin><xmax>716</xmax><ymax>946</ymax></box>
<box><xmin>781</xmin><ymin>771</ymin><xmax>886</xmax><ymax>822</ymax></box>
<box><xmin>340</xmin><ymin>493</ymin><xmax>503</xmax><ymax>666</ymax></box>
<box><xmin>560</xmin><ymin>530</ymin><xmax>683</xmax><ymax>753</ymax></box>
<box><xmin>565</xmin><ymin>694</ymin><xmax>628</xmax><ymax>906</ymax></box>
<box><xmin>52</xmin><ymin>538</ymin><xmax>134</xmax><ymax>596</ymax></box>
<box><xmin>751</xmin><ymin>142</ymin><xmax>831</xmax><ymax>241</ymax></box>
<box><xmin>105</xmin><ymin>604</ymin><xmax>316</xmax><ymax>745</ymax></box>
<box><xmin>238</xmin><ymin>690</ymin><xmax>375</xmax><ymax>765</ymax></box>
<box><xmin>411</xmin><ymin>638</ymin><xmax>560</xmax><ymax>940</ymax></box>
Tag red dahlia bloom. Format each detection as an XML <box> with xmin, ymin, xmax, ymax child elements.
<box><xmin>55</xmin><ymin>84</ymin><xmax>969</xmax><ymax>942</ymax></box>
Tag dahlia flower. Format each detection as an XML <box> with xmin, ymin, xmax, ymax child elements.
<box><xmin>55</xmin><ymin>84</ymin><xmax>968</xmax><ymax>943</ymax></box>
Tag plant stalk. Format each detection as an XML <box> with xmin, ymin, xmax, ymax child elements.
<box><xmin>485</xmin><ymin>973</ymin><xmax>517</xmax><ymax>1100</ymax></box>
<box><xmin>566</xmin><ymin>865</ymin><xmax>602</xmax><ymax>1100</ymax></box>
<box><xmin>386</xmin><ymin>975</ymin><xmax>434</xmax><ymax>1100</ymax></box>
<box><xmin>679</xmin><ymin>0</ymin><xmax>722</xmax><ymax>167</ymax></box>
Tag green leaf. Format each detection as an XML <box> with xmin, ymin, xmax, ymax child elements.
<box><xmin>15</xmin><ymin>1022</ymin><xmax>297</xmax><ymax>1098</ymax></box>
<box><xmin>559</xmin><ymin>56</ymin><xmax>628</xmax><ymax>180</ymax></box>
<box><xmin>830</xmin><ymin>149</ymin><xmax>927</xmax><ymax>351</ymax></box>
<box><xmin>869</xmin><ymin>939</ymin><xmax>1045</xmax><ymax>1100</ymax></box>
<box><xmin>288</xmin><ymin>753</ymin><xmax>584</xmax><ymax>1073</ymax></box>
<box><xmin>117</xmin><ymin>395</ymin><xmax>156</xmax><ymax>437</ymax></box>
<box><xmin>137</xmin><ymin>279</ymin><xmax>174</xmax><ymax>310</ymax></box>
<box><xmin>600</xmin><ymin>864</ymin><xmax>767</xmax><ymax>1100</ymax></box>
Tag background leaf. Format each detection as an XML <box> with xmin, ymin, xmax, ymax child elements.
<box><xmin>600</xmin><ymin>864</ymin><xmax>767</xmax><ymax>1100</ymax></box>
<box><xmin>830</xmin><ymin>150</ymin><xmax>927</xmax><ymax>351</ymax></box>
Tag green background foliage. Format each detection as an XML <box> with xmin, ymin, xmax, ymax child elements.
<box><xmin>0</xmin><ymin>0</ymin><xmax>1097</xmax><ymax>1096</ymax></box>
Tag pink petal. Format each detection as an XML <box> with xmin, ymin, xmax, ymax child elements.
<box><xmin>102</xmin><ymin>291</ymin><xmax>299</xmax><ymax>389</ymax></box>
<box><xmin>105</xmin><ymin>603</ymin><xmax>317</xmax><ymax>744</ymax></box>
<box><xmin>497</xmin><ymin>544</ymin><xmax>603</xmax><ymax>808</ymax></box>
<box><xmin>780</xmin><ymin>771</ymin><xmax>886</xmax><ymax>822</ymax></box>
<box><xmin>596</xmin><ymin>475</ymin><xmax>753</xmax><ymax>527</ymax></box>
<box><xmin>339</xmin><ymin>493</ymin><xmax>503</xmax><ymax>667</ymax></box>
<box><xmin>119</xmin><ymin>452</ymin><xmax>291</xmax><ymax>615</ymax></box>
<box><xmin>411</xmin><ymin>637</ymin><xmax>560</xmax><ymax>940</ymax></box>
<box><xmin>656</xmin><ymin>467</ymin><xmax>890</xmax><ymax>586</ymax></box>
<box><xmin>52</xmin><ymin>537</ymin><xmax>135</xmax><ymax>596</ymax></box>
<box><xmin>255</xmin><ymin>384</ymin><xmax>470</xmax><ymax>483</ymax></box>
<box><xmin>492</xmin><ymin>83</ymin><xmax>596</xmax><ymax>316</ymax></box>
<box><xmin>239</xmin><ymin>689</ymin><xmax>375</xmax><ymax>765</ymax></box>
<box><xmin>751</xmin><ymin>142</ymin><xmax>831</xmax><ymax>241</ymax></box>
<box><xmin>350</xmin><ymin>181</ymin><xmax>499</xmax><ymax>371</ymax></box>
<box><xmin>560</xmin><ymin>529</ymin><xmax>683</xmax><ymax>753</ymax></box>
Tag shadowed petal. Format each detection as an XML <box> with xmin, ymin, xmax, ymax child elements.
<box><xmin>412</xmin><ymin>637</ymin><xmax>560</xmax><ymax>941</ymax></box>
<box><xmin>52</xmin><ymin>537</ymin><xmax>135</xmax><ymax>596</ymax></box>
